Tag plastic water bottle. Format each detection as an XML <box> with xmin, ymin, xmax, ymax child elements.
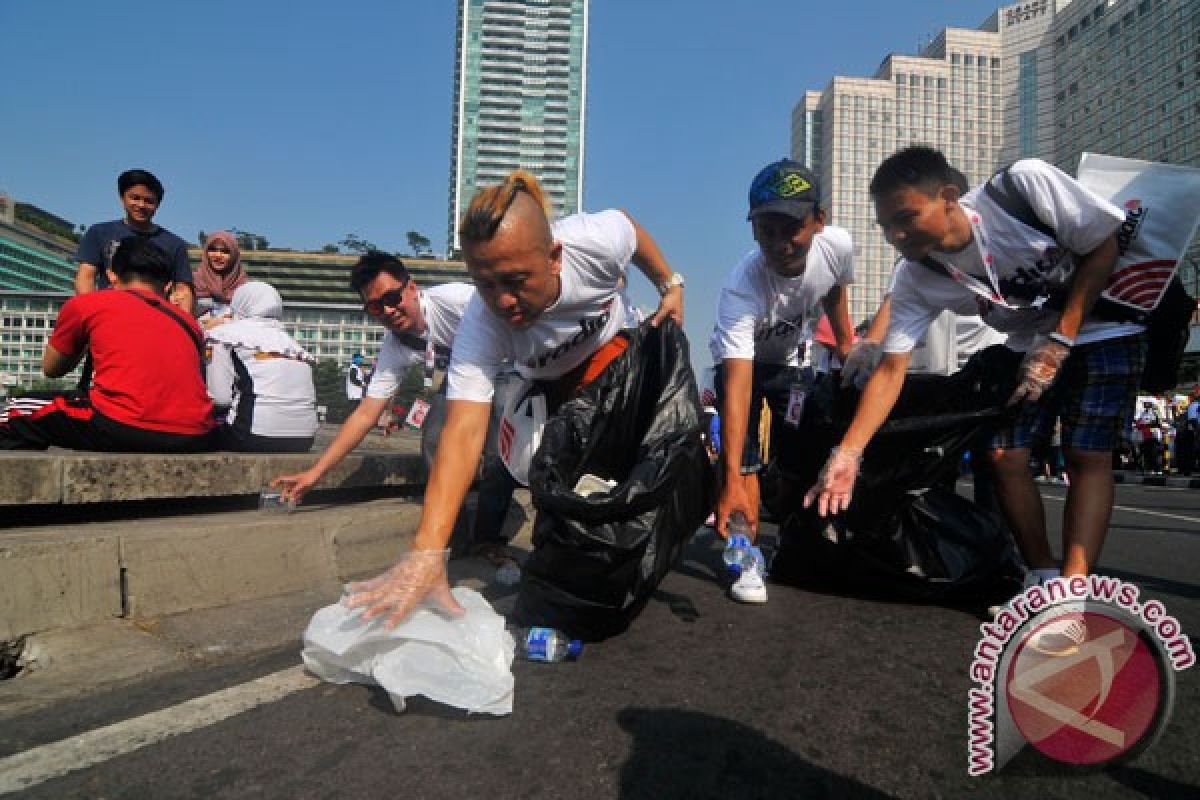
<box><xmin>515</xmin><ymin>626</ymin><xmax>583</xmax><ymax>662</ymax></box>
<box><xmin>259</xmin><ymin>488</ymin><xmax>296</xmax><ymax>513</ymax></box>
<box><xmin>722</xmin><ymin>512</ymin><xmax>756</xmax><ymax>577</ymax></box>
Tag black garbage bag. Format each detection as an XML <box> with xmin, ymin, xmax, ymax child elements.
<box><xmin>769</xmin><ymin>345</ymin><xmax>1025</xmax><ymax>602</ymax></box>
<box><xmin>514</xmin><ymin>320</ymin><xmax>715</xmax><ymax>641</ymax></box>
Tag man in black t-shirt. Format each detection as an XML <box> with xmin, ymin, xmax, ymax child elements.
<box><xmin>75</xmin><ymin>169</ymin><xmax>194</xmax><ymax>314</ymax></box>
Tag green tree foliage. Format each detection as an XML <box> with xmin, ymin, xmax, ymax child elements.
<box><xmin>312</xmin><ymin>360</ymin><xmax>352</xmax><ymax>423</ymax></box>
<box><xmin>338</xmin><ymin>233</ymin><xmax>377</xmax><ymax>254</ymax></box>
<box><xmin>406</xmin><ymin>231</ymin><xmax>432</xmax><ymax>257</ymax></box>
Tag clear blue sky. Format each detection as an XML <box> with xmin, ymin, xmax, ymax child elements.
<box><xmin>0</xmin><ymin>0</ymin><xmax>1001</xmax><ymax>357</ymax></box>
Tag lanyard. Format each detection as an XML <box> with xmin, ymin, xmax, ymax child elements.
<box><xmin>925</xmin><ymin>209</ymin><xmax>1019</xmax><ymax>310</ymax></box>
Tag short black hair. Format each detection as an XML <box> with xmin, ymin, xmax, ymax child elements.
<box><xmin>118</xmin><ymin>169</ymin><xmax>165</xmax><ymax>202</ymax></box>
<box><xmin>869</xmin><ymin>146</ymin><xmax>960</xmax><ymax>198</ymax></box>
<box><xmin>350</xmin><ymin>251</ymin><xmax>410</xmax><ymax>293</ymax></box>
<box><xmin>110</xmin><ymin>237</ymin><xmax>173</xmax><ymax>288</ymax></box>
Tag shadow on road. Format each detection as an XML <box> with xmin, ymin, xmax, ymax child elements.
<box><xmin>616</xmin><ymin>707</ymin><xmax>896</xmax><ymax>800</ymax></box>
<box><xmin>1103</xmin><ymin>567</ymin><xmax>1200</xmax><ymax>601</ymax></box>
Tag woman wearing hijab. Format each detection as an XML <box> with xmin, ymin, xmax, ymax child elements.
<box><xmin>206</xmin><ymin>281</ymin><xmax>318</xmax><ymax>453</ymax></box>
<box><xmin>194</xmin><ymin>231</ymin><xmax>248</xmax><ymax>327</ymax></box>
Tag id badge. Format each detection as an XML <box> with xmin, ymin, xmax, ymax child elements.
<box><xmin>784</xmin><ymin>384</ymin><xmax>806</xmax><ymax>427</ymax></box>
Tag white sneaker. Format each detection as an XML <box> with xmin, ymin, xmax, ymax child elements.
<box><xmin>730</xmin><ymin>562</ymin><xmax>768</xmax><ymax>604</ymax></box>
<box><xmin>1026</xmin><ymin>613</ymin><xmax>1088</xmax><ymax>657</ymax></box>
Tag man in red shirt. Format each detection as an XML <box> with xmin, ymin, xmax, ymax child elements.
<box><xmin>0</xmin><ymin>237</ymin><xmax>215</xmax><ymax>451</ymax></box>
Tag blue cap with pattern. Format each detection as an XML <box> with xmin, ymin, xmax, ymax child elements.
<box><xmin>747</xmin><ymin>159</ymin><xmax>820</xmax><ymax>221</ymax></box>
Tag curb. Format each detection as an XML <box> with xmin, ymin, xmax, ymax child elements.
<box><xmin>1112</xmin><ymin>471</ymin><xmax>1200</xmax><ymax>489</ymax></box>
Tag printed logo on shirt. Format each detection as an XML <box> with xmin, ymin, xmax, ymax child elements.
<box><xmin>523</xmin><ymin>302</ymin><xmax>613</xmax><ymax>371</ymax></box>
<box><xmin>995</xmin><ymin>246</ymin><xmax>1070</xmax><ymax>307</ymax></box>
<box><xmin>753</xmin><ymin>310</ymin><xmax>809</xmax><ymax>344</ymax></box>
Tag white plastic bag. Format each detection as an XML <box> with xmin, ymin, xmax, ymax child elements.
<box><xmin>301</xmin><ymin>587</ymin><xmax>515</xmax><ymax>716</ymax></box>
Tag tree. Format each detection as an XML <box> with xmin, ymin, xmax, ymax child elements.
<box><xmin>320</xmin><ymin>244</ymin><xmax>340</xmax><ymax>254</ymax></box>
<box><xmin>312</xmin><ymin>360</ymin><xmax>352</xmax><ymax>424</ymax></box>
<box><xmin>338</xmin><ymin>233</ymin><xmax>377</xmax><ymax>254</ymax></box>
<box><xmin>231</xmin><ymin>229</ymin><xmax>269</xmax><ymax>251</ymax></box>
<box><xmin>406</xmin><ymin>231</ymin><xmax>432</xmax><ymax>257</ymax></box>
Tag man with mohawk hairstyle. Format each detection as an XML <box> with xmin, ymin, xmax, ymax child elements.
<box><xmin>344</xmin><ymin>169</ymin><xmax>687</xmax><ymax>628</ymax></box>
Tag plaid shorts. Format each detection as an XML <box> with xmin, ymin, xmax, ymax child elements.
<box><xmin>991</xmin><ymin>332</ymin><xmax>1148</xmax><ymax>452</ymax></box>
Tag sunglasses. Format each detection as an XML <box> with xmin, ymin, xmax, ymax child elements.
<box><xmin>363</xmin><ymin>281</ymin><xmax>410</xmax><ymax>316</ymax></box>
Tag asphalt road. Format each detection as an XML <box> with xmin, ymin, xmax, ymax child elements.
<box><xmin>2</xmin><ymin>481</ymin><xmax>1198</xmax><ymax>799</ymax></box>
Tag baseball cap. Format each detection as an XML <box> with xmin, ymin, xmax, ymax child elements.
<box><xmin>747</xmin><ymin>159</ymin><xmax>820</xmax><ymax>221</ymax></box>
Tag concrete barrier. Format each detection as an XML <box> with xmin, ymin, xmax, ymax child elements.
<box><xmin>1</xmin><ymin>498</ymin><xmax>423</xmax><ymax>640</ymax></box>
<box><xmin>0</xmin><ymin>447</ymin><xmax>424</xmax><ymax>507</ymax></box>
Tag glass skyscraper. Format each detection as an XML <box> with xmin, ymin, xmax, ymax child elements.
<box><xmin>448</xmin><ymin>0</ymin><xmax>589</xmax><ymax>254</ymax></box>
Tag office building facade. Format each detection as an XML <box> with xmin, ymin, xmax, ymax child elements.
<box><xmin>448</xmin><ymin>0</ymin><xmax>589</xmax><ymax>253</ymax></box>
<box><xmin>794</xmin><ymin>0</ymin><xmax>1200</xmax><ymax>324</ymax></box>
<box><xmin>793</xmin><ymin>25</ymin><xmax>1004</xmax><ymax>321</ymax></box>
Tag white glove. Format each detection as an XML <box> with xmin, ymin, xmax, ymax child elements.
<box><xmin>802</xmin><ymin>446</ymin><xmax>864</xmax><ymax>517</ymax></box>
<box><xmin>343</xmin><ymin>549</ymin><xmax>463</xmax><ymax>628</ymax></box>
<box><xmin>840</xmin><ymin>341</ymin><xmax>883</xmax><ymax>389</ymax></box>
<box><xmin>1008</xmin><ymin>335</ymin><xmax>1070</xmax><ymax>406</ymax></box>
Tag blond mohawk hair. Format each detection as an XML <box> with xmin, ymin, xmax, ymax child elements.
<box><xmin>459</xmin><ymin>169</ymin><xmax>552</xmax><ymax>245</ymax></box>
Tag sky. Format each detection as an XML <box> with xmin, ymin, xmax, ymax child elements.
<box><xmin>0</xmin><ymin>0</ymin><xmax>1004</xmax><ymax>360</ymax></box>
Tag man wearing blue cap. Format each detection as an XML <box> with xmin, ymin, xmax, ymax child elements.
<box><xmin>709</xmin><ymin>159</ymin><xmax>857</xmax><ymax>603</ymax></box>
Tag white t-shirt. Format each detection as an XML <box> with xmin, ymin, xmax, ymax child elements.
<box><xmin>209</xmin><ymin>345</ymin><xmax>318</xmax><ymax>439</ymax></box>
<box><xmin>366</xmin><ymin>282</ymin><xmax>476</xmax><ymax>400</ymax></box>
<box><xmin>447</xmin><ymin>210</ymin><xmax>636</xmax><ymax>402</ymax></box>
<box><xmin>709</xmin><ymin>226</ymin><xmax>855</xmax><ymax>367</ymax></box>
<box><xmin>885</xmin><ymin>159</ymin><xmax>1141</xmax><ymax>355</ymax></box>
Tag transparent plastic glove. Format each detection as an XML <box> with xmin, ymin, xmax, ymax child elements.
<box><xmin>840</xmin><ymin>341</ymin><xmax>883</xmax><ymax>389</ymax></box>
<box><xmin>802</xmin><ymin>446</ymin><xmax>864</xmax><ymax>517</ymax></box>
<box><xmin>344</xmin><ymin>549</ymin><xmax>464</xmax><ymax>629</ymax></box>
<box><xmin>1008</xmin><ymin>336</ymin><xmax>1070</xmax><ymax>406</ymax></box>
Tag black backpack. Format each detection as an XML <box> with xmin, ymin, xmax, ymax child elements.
<box><xmin>921</xmin><ymin>166</ymin><xmax>1194</xmax><ymax>392</ymax></box>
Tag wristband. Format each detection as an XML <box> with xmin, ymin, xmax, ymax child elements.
<box><xmin>1047</xmin><ymin>332</ymin><xmax>1074</xmax><ymax>349</ymax></box>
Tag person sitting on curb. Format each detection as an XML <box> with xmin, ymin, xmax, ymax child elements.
<box><xmin>206</xmin><ymin>281</ymin><xmax>318</xmax><ymax>453</ymax></box>
<box><xmin>710</xmin><ymin>159</ymin><xmax>856</xmax><ymax>605</ymax></box>
<box><xmin>193</xmin><ymin>230</ymin><xmax>248</xmax><ymax>328</ymax></box>
<box><xmin>805</xmin><ymin>146</ymin><xmax>1146</xmax><ymax>653</ymax></box>
<box><xmin>341</xmin><ymin>169</ymin><xmax>685</xmax><ymax>627</ymax></box>
<box><xmin>1</xmin><ymin>238</ymin><xmax>214</xmax><ymax>451</ymax></box>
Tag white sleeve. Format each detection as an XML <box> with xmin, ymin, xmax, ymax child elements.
<box><xmin>553</xmin><ymin>210</ymin><xmax>637</xmax><ymax>289</ymax></box>
<box><xmin>710</xmin><ymin>261</ymin><xmax>765</xmax><ymax>362</ymax></box>
<box><xmin>1008</xmin><ymin>159</ymin><xmax>1125</xmax><ymax>255</ymax></box>
<box><xmin>366</xmin><ymin>335</ymin><xmax>417</xmax><ymax>400</ymax></box>
<box><xmin>206</xmin><ymin>342</ymin><xmax>236</xmax><ymax>408</ymax></box>
<box><xmin>882</xmin><ymin>264</ymin><xmax>942</xmax><ymax>354</ymax></box>
<box><xmin>446</xmin><ymin>296</ymin><xmax>506</xmax><ymax>403</ymax></box>
<box><xmin>829</xmin><ymin>227</ymin><xmax>856</xmax><ymax>286</ymax></box>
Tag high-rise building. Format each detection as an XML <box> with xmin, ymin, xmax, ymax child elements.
<box><xmin>794</xmin><ymin>0</ymin><xmax>1200</xmax><ymax>324</ymax></box>
<box><xmin>448</xmin><ymin>0</ymin><xmax>589</xmax><ymax>254</ymax></box>
<box><xmin>793</xmin><ymin>23</ymin><xmax>1004</xmax><ymax>321</ymax></box>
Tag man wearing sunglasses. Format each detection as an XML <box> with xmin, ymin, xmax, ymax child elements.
<box><xmin>272</xmin><ymin>252</ymin><xmax>475</xmax><ymax>503</ymax></box>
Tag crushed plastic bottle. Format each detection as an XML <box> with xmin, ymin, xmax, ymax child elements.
<box><xmin>259</xmin><ymin>488</ymin><xmax>296</xmax><ymax>512</ymax></box>
<box><xmin>721</xmin><ymin>512</ymin><xmax>757</xmax><ymax>577</ymax></box>
<box><xmin>513</xmin><ymin>626</ymin><xmax>582</xmax><ymax>662</ymax></box>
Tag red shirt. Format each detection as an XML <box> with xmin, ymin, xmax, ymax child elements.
<box><xmin>49</xmin><ymin>288</ymin><xmax>215</xmax><ymax>435</ymax></box>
